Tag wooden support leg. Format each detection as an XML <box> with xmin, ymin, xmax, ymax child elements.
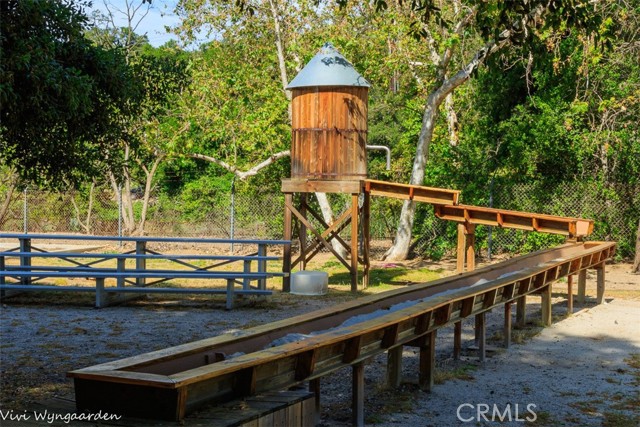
<box><xmin>516</xmin><ymin>295</ymin><xmax>527</xmax><ymax>327</ymax></box>
<box><xmin>419</xmin><ymin>331</ymin><xmax>436</xmax><ymax>392</ymax></box>
<box><xmin>567</xmin><ymin>275</ymin><xmax>573</xmax><ymax>314</ymax></box>
<box><xmin>465</xmin><ymin>226</ymin><xmax>476</xmax><ymax>272</ymax></box>
<box><xmin>352</xmin><ymin>363</ymin><xmax>365</xmax><ymax>427</ymax></box>
<box><xmin>477</xmin><ymin>312</ymin><xmax>486</xmax><ymax>363</ymax></box>
<box><xmin>387</xmin><ymin>346</ymin><xmax>403</xmax><ymax>388</ymax></box>
<box><xmin>577</xmin><ymin>269</ymin><xmax>587</xmax><ymax>304</ymax></box>
<box><xmin>596</xmin><ymin>264</ymin><xmax>605</xmax><ymax>304</ymax></box>
<box><xmin>362</xmin><ymin>192</ymin><xmax>371</xmax><ymax>289</ymax></box>
<box><xmin>309</xmin><ymin>378</ymin><xmax>320</xmax><ymax>426</ymax></box>
<box><xmin>300</xmin><ymin>194</ymin><xmax>308</xmax><ymax>271</ymax></box>
<box><xmin>456</xmin><ymin>224</ymin><xmax>465</xmax><ymax>273</ymax></box>
<box><xmin>541</xmin><ymin>284</ymin><xmax>552</xmax><ymax>327</ymax></box>
<box><xmin>453</xmin><ymin>321</ymin><xmax>462</xmax><ymax>360</ymax></box>
<box><xmin>504</xmin><ymin>303</ymin><xmax>512</xmax><ymax>349</ymax></box>
<box><xmin>283</xmin><ymin>193</ymin><xmax>292</xmax><ymax>293</ymax></box>
<box><xmin>350</xmin><ymin>194</ymin><xmax>359</xmax><ymax>293</ymax></box>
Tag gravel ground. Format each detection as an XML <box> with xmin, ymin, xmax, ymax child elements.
<box><xmin>0</xmin><ymin>260</ymin><xmax>638</xmax><ymax>427</ymax></box>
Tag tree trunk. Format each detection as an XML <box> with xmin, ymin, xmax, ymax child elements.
<box><xmin>383</xmin><ymin>32</ymin><xmax>509</xmax><ymax>261</ymax></box>
<box><xmin>136</xmin><ymin>154</ymin><xmax>164</xmax><ymax>235</ymax></box>
<box><xmin>70</xmin><ymin>182</ymin><xmax>95</xmax><ymax>234</ymax></box>
<box><xmin>633</xmin><ymin>218</ymin><xmax>640</xmax><ymax>273</ymax></box>
<box><xmin>383</xmin><ymin>92</ymin><xmax>442</xmax><ymax>261</ymax></box>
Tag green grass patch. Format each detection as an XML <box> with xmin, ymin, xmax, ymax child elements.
<box><xmin>603</xmin><ymin>411</ymin><xmax>640</xmax><ymax>427</ymax></box>
<box><xmin>434</xmin><ymin>363</ymin><xmax>477</xmax><ymax>384</ymax></box>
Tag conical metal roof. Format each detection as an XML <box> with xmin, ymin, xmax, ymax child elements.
<box><xmin>286</xmin><ymin>42</ymin><xmax>370</xmax><ymax>89</ymax></box>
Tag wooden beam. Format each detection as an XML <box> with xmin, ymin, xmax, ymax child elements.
<box><xmin>304</xmin><ymin>202</ymin><xmax>353</xmax><ymax>256</ymax></box>
<box><xmin>364</xmin><ymin>179</ymin><xmax>459</xmax><ymax>205</ymax></box>
<box><xmin>504</xmin><ymin>302</ymin><xmax>512</xmax><ymax>349</ymax></box>
<box><xmin>281</xmin><ymin>179</ymin><xmax>363</xmax><ymax>194</ymax></box>
<box><xmin>381</xmin><ymin>324</ymin><xmax>400</xmax><ymax>349</ymax></box>
<box><xmin>434</xmin><ymin>204</ymin><xmax>594</xmax><ymax>238</ymax></box>
<box><xmin>477</xmin><ymin>312</ymin><xmax>486</xmax><ymax>363</ymax></box>
<box><xmin>577</xmin><ymin>269</ymin><xmax>587</xmax><ymax>304</ymax></box>
<box><xmin>309</xmin><ymin>378</ymin><xmax>321</xmax><ymax>425</ymax></box>
<box><xmin>465</xmin><ymin>225</ymin><xmax>476</xmax><ymax>272</ymax></box>
<box><xmin>285</xmin><ymin>199</ymin><xmax>351</xmax><ymax>271</ymax></box>
<box><xmin>300</xmin><ymin>194</ymin><xmax>308</xmax><ymax>270</ymax></box>
<box><xmin>351</xmin><ymin>194</ymin><xmax>359</xmax><ymax>293</ymax></box>
<box><xmin>414</xmin><ymin>312</ymin><xmax>433</xmax><ymax>335</ymax></box>
<box><xmin>541</xmin><ymin>284</ymin><xmax>552</xmax><ymax>327</ymax></box>
<box><xmin>567</xmin><ymin>275</ymin><xmax>573</xmax><ymax>314</ymax></box>
<box><xmin>387</xmin><ymin>346</ymin><xmax>403</xmax><ymax>388</ymax></box>
<box><xmin>419</xmin><ymin>331</ymin><xmax>436</xmax><ymax>392</ymax></box>
<box><xmin>453</xmin><ymin>321</ymin><xmax>462</xmax><ymax>360</ymax></box>
<box><xmin>343</xmin><ymin>336</ymin><xmax>362</xmax><ymax>364</ymax></box>
<box><xmin>456</xmin><ymin>224</ymin><xmax>465</xmax><ymax>273</ymax></box>
<box><xmin>362</xmin><ymin>192</ymin><xmax>371</xmax><ymax>289</ymax></box>
<box><xmin>596</xmin><ymin>264</ymin><xmax>605</xmax><ymax>304</ymax></box>
<box><xmin>283</xmin><ymin>193</ymin><xmax>293</xmax><ymax>292</ymax></box>
<box><xmin>295</xmin><ymin>350</ymin><xmax>317</xmax><ymax>381</ymax></box>
<box><xmin>352</xmin><ymin>363</ymin><xmax>365</xmax><ymax>427</ymax></box>
<box><xmin>516</xmin><ymin>295</ymin><xmax>526</xmax><ymax>327</ymax></box>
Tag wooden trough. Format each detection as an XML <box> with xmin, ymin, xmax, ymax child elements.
<box><xmin>68</xmin><ymin>241</ymin><xmax>615</xmax><ymax>422</ymax></box>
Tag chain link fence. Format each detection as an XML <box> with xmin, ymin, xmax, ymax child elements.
<box><xmin>1</xmin><ymin>181</ymin><xmax>637</xmax><ymax>259</ymax></box>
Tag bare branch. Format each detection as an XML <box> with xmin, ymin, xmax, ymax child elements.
<box><xmin>190</xmin><ymin>150</ymin><xmax>290</xmax><ymax>180</ymax></box>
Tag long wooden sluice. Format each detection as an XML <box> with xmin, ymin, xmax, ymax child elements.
<box><xmin>68</xmin><ymin>241</ymin><xmax>615</xmax><ymax>423</ymax></box>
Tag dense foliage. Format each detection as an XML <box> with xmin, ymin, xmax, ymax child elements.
<box><xmin>1</xmin><ymin>0</ymin><xmax>638</xmax><ymax>263</ymax></box>
<box><xmin>0</xmin><ymin>0</ymin><xmax>138</xmax><ymax>187</ymax></box>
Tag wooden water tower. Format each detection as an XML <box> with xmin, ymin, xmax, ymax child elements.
<box><xmin>282</xmin><ymin>43</ymin><xmax>371</xmax><ymax>292</ymax></box>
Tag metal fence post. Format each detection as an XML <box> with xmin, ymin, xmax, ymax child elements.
<box><xmin>118</xmin><ymin>185</ymin><xmax>123</xmax><ymax>246</ymax></box>
<box><xmin>23</xmin><ymin>187</ymin><xmax>28</xmax><ymax>234</ymax></box>
<box><xmin>230</xmin><ymin>176</ymin><xmax>236</xmax><ymax>254</ymax></box>
<box><xmin>487</xmin><ymin>177</ymin><xmax>494</xmax><ymax>260</ymax></box>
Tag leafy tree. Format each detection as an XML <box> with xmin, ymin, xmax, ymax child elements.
<box><xmin>89</xmin><ymin>1</ymin><xmax>191</xmax><ymax>235</ymax></box>
<box><xmin>368</xmin><ymin>0</ymin><xmax>612</xmax><ymax>260</ymax></box>
<box><xmin>0</xmin><ymin>0</ymin><xmax>138</xmax><ymax>187</ymax></box>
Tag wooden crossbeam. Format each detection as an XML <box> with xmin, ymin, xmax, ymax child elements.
<box><xmin>364</xmin><ymin>179</ymin><xmax>459</xmax><ymax>205</ymax></box>
<box><xmin>434</xmin><ymin>204</ymin><xmax>594</xmax><ymax>238</ymax></box>
<box><xmin>292</xmin><ymin>204</ymin><xmax>353</xmax><ymax>268</ymax></box>
<box><xmin>285</xmin><ymin>199</ymin><xmax>351</xmax><ymax>271</ymax></box>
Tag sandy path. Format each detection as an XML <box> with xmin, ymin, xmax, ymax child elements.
<box><xmin>376</xmin><ymin>298</ymin><xmax>640</xmax><ymax>426</ymax></box>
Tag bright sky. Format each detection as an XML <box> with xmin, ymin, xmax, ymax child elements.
<box><xmin>86</xmin><ymin>0</ymin><xmax>181</xmax><ymax>47</ymax></box>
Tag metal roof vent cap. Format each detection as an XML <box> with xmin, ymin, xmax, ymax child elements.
<box><xmin>286</xmin><ymin>42</ymin><xmax>371</xmax><ymax>89</ymax></box>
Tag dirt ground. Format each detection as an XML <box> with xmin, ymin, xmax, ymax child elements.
<box><xmin>0</xmin><ymin>256</ymin><xmax>638</xmax><ymax>426</ymax></box>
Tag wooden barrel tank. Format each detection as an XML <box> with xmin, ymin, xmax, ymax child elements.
<box><xmin>287</xmin><ymin>43</ymin><xmax>370</xmax><ymax>181</ymax></box>
<box><xmin>290</xmin><ymin>86</ymin><xmax>368</xmax><ymax>180</ymax></box>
